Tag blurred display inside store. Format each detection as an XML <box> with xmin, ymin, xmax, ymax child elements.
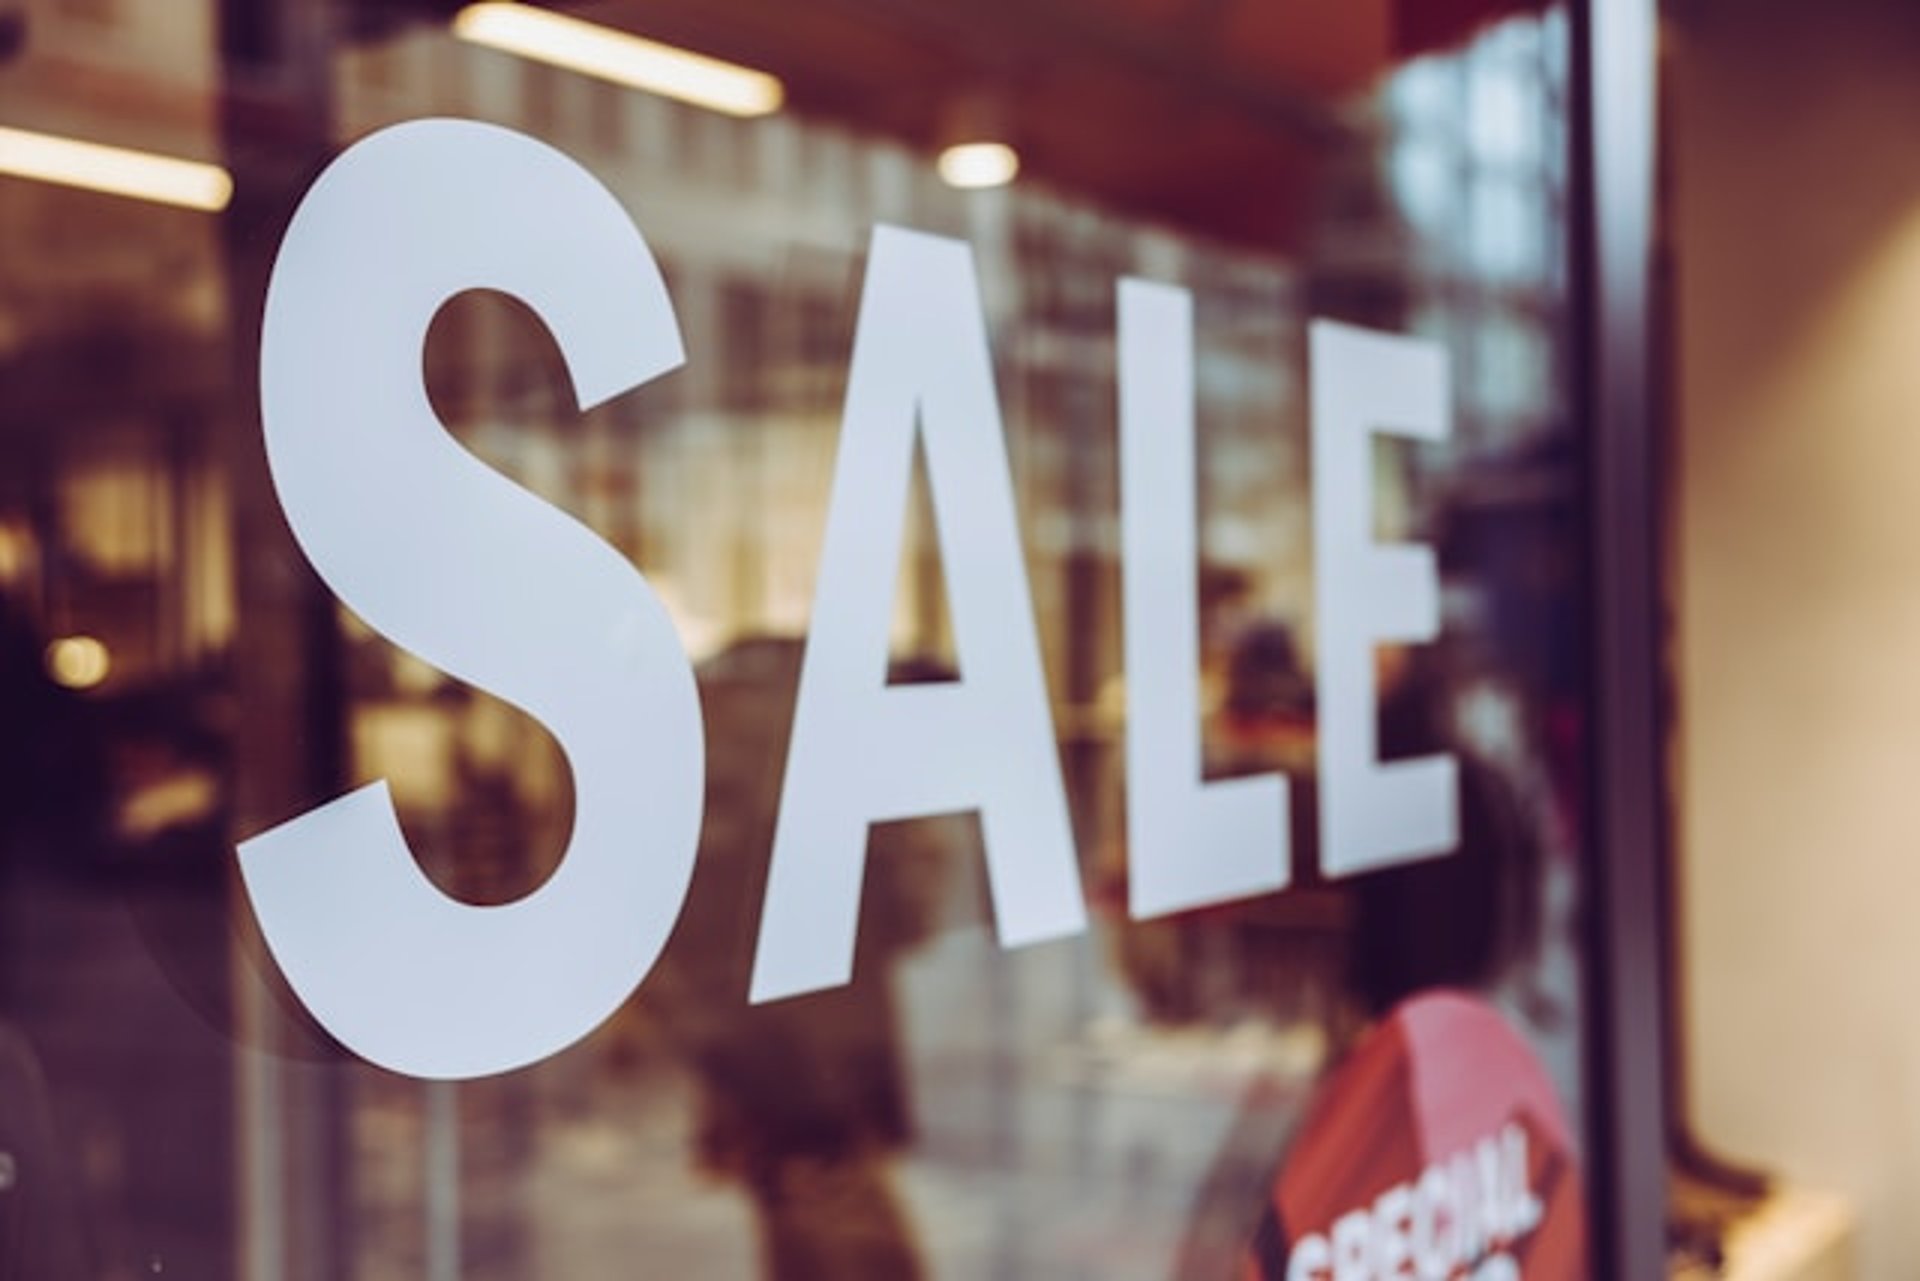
<box><xmin>0</xmin><ymin>0</ymin><xmax>1587</xmax><ymax>1276</ymax></box>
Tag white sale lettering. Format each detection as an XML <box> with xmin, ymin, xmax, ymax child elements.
<box><xmin>244</xmin><ymin>119</ymin><xmax>703</xmax><ymax>1080</ymax></box>
<box><xmin>749</xmin><ymin>226</ymin><xmax>1086</xmax><ymax>1004</ymax></box>
<box><xmin>239</xmin><ymin>119</ymin><xmax>1459</xmax><ymax>1081</ymax></box>
<box><xmin>1119</xmin><ymin>278</ymin><xmax>1292</xmax><ymax>918</ymax></box>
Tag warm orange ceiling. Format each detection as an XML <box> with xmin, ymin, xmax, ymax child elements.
<box><xmin>397</xmin><ymin>0</ymin><xmax>1550</xmax><ymax>249</ymax></box>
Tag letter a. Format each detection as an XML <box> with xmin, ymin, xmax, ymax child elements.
<box><xmin>750</xmin><ymin>226</ymin><xmax>1086</xmax><ymax>1003</ymax></box>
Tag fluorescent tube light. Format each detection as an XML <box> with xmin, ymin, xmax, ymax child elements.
<box><xmin>0</xmin><ymin>126</ymin><xmax>232</xmax><ymax>211</ymax></box>
<box><xmin>453</xmin><ymin>3</ymin><xmax>784</xmax><ymax>119</ymax></box>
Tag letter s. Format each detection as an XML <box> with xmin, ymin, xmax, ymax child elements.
<box><xmin>240</xmin><ymin>119</ymin><xmax>702</xmax><ymax>1080</ymax></box>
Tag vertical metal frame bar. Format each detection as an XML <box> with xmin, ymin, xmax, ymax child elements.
<box><xmin>218</xmin><ymin>3</ymin><xmax>355</xmax><ymax>1278</ymax></box>
<box><xmin>1571</xmin><ymin>0</ymin><xmax>1669</xmax><ymax>1276</ymax></box>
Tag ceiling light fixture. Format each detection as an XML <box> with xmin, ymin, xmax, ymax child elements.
<box><xmin>935</xmin><ymin>91</ymin><xmax>1020</xmax><ymax>190</ymax></box>
<box><xmin>938</xmin><ymin>141</ymin><xmax>1020</xmax><ymax>190</ymax></box>
<box><xmin>0</xmin><ymin>126</ymin><xmax>232</xmax><ymax>211</ymax></box>
<box><xmin>453</xmin><ymin>3</ymin><xmax>785</xmax><ymax>119</ymax></box>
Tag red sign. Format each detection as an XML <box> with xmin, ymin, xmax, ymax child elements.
<box><xmin>1244</xmin><ymin>992</ymin><xmax>1585</xmax><ymax>1280</ymax></box>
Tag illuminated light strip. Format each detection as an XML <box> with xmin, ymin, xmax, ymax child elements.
<box><xmin>0</xmin><ymin>126</ymin><xmax>233</xmax><ymax>211</ymax></box>
<box><xmin>453</xmin><ymin>3</ymin><xmax>785</xmax><ymax>119</ymax></box>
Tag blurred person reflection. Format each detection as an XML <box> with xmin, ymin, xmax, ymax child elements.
<box><xmin>1127</xmin><ymin>619</ymin><xmax>1336</xmax><ymax>1275</ymax></box>
<box><xmin>640</xmin><ymin>636</ymin><xmax>950</xmax><ymax>1281</ymax></box>
<box><xmin>1350</xmin><ymin>650</ymin><xmax>1545</xmax><ymax>1018</ymax></box>
<box><xmin>1168</xmin><ymin>629</ymin><xmax>1550</xmax><ymax>1275</ymax></box>
<box><xmin>1180</xmin><ymin>749</ymin><xmax>1552</xmax><ymax>1276</ymax></box>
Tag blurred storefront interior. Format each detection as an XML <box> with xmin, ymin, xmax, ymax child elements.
<box><xmin>13</xmin><ymin>0</ymin><xmax>1908</xmax><ymax>1278</ymax></box>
